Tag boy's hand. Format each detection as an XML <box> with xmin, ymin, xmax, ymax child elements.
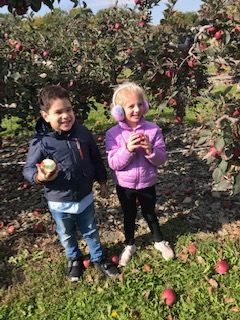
<box><xmin>127</xmin><ymin>133</ymin><xmax>143</xmax><ymax>152</ymax></box>
<box><xmin>140</xmin><ymin>135</ymin><xmax>152</xmax><ymax>155</ymax></box>
<box><xmin>99</xmin><ymin>183</ymin><xmax>108</xmax><ymax>198</ymax></box>
<box><xmin>35</xmin><ymin>163</ymin><xmax>59</xmax><ymax>183</ymax></box>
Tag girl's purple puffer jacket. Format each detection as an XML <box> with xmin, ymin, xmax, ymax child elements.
<box><xmin>106</xmin><ymin>119</ymin><xmax>167</xmax><ymax>190</ymax></box>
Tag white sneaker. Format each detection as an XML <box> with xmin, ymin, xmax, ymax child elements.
<box><xmin>119</xmin><ymin>244</ymin><xmax>136</xmax><ymax>266</ymax></box>
<box><xmin>154</xmin><ymin>241</ymin><xmax>174</xmax><ymax>260</ymax></box>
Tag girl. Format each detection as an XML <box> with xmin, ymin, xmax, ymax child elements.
<box><xmin>105</xmin><ymin>82</ymin><xmax>174</xmax><ymax>266</ymax></box>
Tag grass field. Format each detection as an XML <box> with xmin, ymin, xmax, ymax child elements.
<box><xmin>0</xmin><ymin>234</ymin><xmax>239</xmax><ymax>320</ymax></box>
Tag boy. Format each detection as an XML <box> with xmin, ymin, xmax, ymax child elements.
<box><xmin>23</xmin><ymin>85</ymin><xmax>119</xmax><ymax>282</ymax></box>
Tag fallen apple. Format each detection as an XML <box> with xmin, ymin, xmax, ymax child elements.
<box><xmin>33</xmin><ymin>208</ymin><xmax>42</xmax><ymax>217</ymax></box>
<box><xmin>83</xmin><ymin>259</ymin><xmax>91</xmax><ymax>269</ymax></box>
<box><xmin>33</xmin><ymin>222</ymin><xmax>44</xmax><ymax>233</ymax></box>
<box><xmin>188</xmin><ymin>243</ymin><xmax>197</xmax><ymax>255</ymax></box>
<box><xmin>215</xmin><ymin>259</ymin><xmax>229</xmax><ymax>274</ymax></box>
<box><xmin>111</xmin><ymin>255</ymin><xmax>119</xmax><ymax>266</ymax></box>
<box><xmin>22</xmin><ymin>181</ymin><xmax>31</xmax><ymax>189</ymax></box>
<box><xmin>40</xmin><ymin>159</ymin><xmax>56</xmax><ymax>174</ymax></box>
<box><xmin>161</xmin><ymin>288</ymin><xmax>176</xmax><ymax>306</ymax></box>
<box><xmin>7</xmin><ymin>225</ymin><xmax>16</xmax><ymax>235</ymax></box>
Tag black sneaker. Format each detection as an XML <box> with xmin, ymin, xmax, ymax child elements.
<box><xmin>94</xmin><ymin>259</ymin><xmax>120</xmax><ymax>278</ymax></box>
<box><xmin>67</xmin><ymin>259</ymin><xmax>83</xmax><ymax>282</ymax></box>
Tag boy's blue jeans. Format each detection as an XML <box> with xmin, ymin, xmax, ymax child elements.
<box><xmin>50</xmin><ymin>203</ymin><xmax>103</xmax><ymax>262</ymax></box>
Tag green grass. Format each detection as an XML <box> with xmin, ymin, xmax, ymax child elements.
<box><xmin>0</xmin><ymin>234</ymin><xmax>239</xmax><ymax>320</ymax></box>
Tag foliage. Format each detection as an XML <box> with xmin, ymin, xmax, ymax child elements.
<box><xmin>197</xmin><ymin>85</ymin><xmax>240</xmax><ymax>195</ymax></box>
<box><xmin>0</xmin><ymin>0</ymin><xmax>240</xmax><ymax>193</ymax></box>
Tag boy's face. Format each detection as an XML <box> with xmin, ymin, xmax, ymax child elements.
<box><xmin>41</xmin><ymin>98</ymin><xmax>75</xmax><ymax>132</ymax></box>
<box><xmin>123</xmin><ymin>92</ymin><xmax>144</xmax><ymax>128</ymax></box>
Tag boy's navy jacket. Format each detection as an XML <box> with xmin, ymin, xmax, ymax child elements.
<box><xmin>23</xmin><ymin>118</ymin><xmax>107</xmax><ymax>202</ymax></box>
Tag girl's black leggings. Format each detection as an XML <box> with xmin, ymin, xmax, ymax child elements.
<box><xmin>116</xmin><ymin>185</ymin><xmax>163</xmax><ymax>245</ymax></box>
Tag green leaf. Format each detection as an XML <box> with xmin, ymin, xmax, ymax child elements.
<box><xmin>233</xmin><ymin>174</ymin><xmax>240</xmax><ymax>195</ymax></box>
<box><xmin>224</xmin><ymin>30</ymin><xmax>231</xmax><ymax>45</ymax></box>
<box><xmin>31</xmin><ymin>0</ymin><xmax>42</xmax><ymax>12</ymax></box>
<box><xmin>215</xmin><ymin>137</ymin><xmax>225</xmax><ymax>151</ymax></box>
<box><xmin>215</xmin><ymin>180</ymin><xmax>230</xmax><ymax>191</ymax></box>
<box><xmin>197</xmin><ymin>136</ymin><xmax>208</xmax><ymax>146</ymax></box>
<box><xmin>218</xmin><ymin>160</ymin><xmax>228</xmax><ymax>173</ymax></box>
<box><xmin>212</xmin><ymin>168</ymin><xmax>223</xmax><ymax>183</ymax></box>
<box><xmin>42</xmin><ymin>0</ymin><xmax>54</xmax><ymax>10</ymax></box>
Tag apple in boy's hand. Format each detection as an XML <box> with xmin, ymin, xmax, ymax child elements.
<box><xmin>40</xmin><ymin>159</ymin><xmax>56</xmax><ymax>174</ymax></box>
<box><xmin>161</xmin><ymin>288</ymin><xmax>176</xmax><ymax>306</ymax></box>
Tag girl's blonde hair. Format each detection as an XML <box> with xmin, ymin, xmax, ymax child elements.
<box><xmin>112</xmin><ymin>82</ymin><xmax>146</xmax><ymax>108</ymax></box>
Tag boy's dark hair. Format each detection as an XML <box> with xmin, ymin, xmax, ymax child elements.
<box><xmin>39</xmin><ymin>85</ymin><xmax>69</xmax><ymax>112</ymax></box>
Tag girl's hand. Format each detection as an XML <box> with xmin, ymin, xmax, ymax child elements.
<box><xmin>35</xmin><ymin>163</ymin><xmax>59</xmax><ymax>183</ymax></box>
<box><xmin>127</xmin><ymin>133</ymin><xmax>142</xmax><ymax>152</ymax></box>
<box><xmin>140</xmin><ymin>135</ymin><xmax>152</xmax><ymax>155</ymax></box>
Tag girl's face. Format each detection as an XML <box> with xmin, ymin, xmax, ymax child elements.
<box><xmin>123</xmin><ymin>92</ymin><xmax>144</xmax><ymax>128</ymax></box>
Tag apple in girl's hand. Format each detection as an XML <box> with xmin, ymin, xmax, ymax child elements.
<box><xmin>83</xmin><ymin>259</ymin><xmax>91</xmax><ymax>269</ymax></box>
<box><xmin>111</xmin><ymin>255</ymin><xmax>119</xmax><ymax>265</ymax></box>
<box><xmin>161</xmin><ymin>288</ymin><xmax>176</xmax><ymax>306</ymax></box>
<box><xmin>215</xmin><ymin>259</ymin><xmax>229</xmax><ymax>274</ymax></box>
<box><xmin>40</xmin><ymin>159</ymin><xmax>56</xmax><ymax>174</ymax></box>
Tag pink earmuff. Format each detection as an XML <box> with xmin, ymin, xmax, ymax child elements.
<box><xmin>111</xmin><ymin>84</ymin><xmax>149</xmax><ymax>122</ymax></box>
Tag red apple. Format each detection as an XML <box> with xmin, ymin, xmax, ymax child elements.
<box><xmin>199</xmin><ymin>43</ymin><xmax>207</xmax><ymax>51</ymax></box>
<box><xmin>0</xmin><ymin>0</ymin><xmax>7</xmax><ymax>8</ymax></box>
<box><xmin>168</xmin><ymin>98</ymin><xmax>177</xmax><ymax>106</ymax></box>
<box><xmin>215</xmin><ymin>259</ymin><xmax>229</xmax><ymax>274</ymax></box>
<box><xmin>164</xmin><ymin>189</ymin><xmax>172</xmax><ymax>196</ymax></box>
<box><xmin>83</xmin><ymin>259</ymin><xmax>91</xmax><ymax>269</ymax></box>
<box><xmin>114</xmin><ymin>22</ymin><xmax>122</xmax><ymax>30</ymax></box>
<box><xmin>97</xmin><ymin>135</ymin><xmax>104</xmax><ymax>142</ymax></box>
<box><xmin>30</xmin><ymin>48</ymin><xmax>37</xmax><ymax>54</ymax></box>
<box><xmin>42</xmin><ymin>50</ymin><xmax>49</xmax><ymax>58</ymax></box>
<box><xmin>137</xmin><ymin>21</ymin><xmax>145</xmax><ymax>28</ymax></box>
<box><xmin>15</xmin><ymin>42</ymin><xmax>23</xmax><ymax>51</ymax></box>
<box><xmin>72</xmin><ymin>47</ymin><xmax>78</xmax><ymax>53</ymax></box>
<box><xmin>33</xmin><ymin>222</ymin><xmax>44</xmax><ymax>233</ymax></box>
<box><xmin>174</xmin><ymin>116</ymin><xmax>182</xmax><ymax>124</ymax></box>
<box><xmin>165</xmin><ymin>70</ymin><xmax>171</xmax><ymax>78</ymax></box>
<box><xmin>111</xmin><ymin>255</ymin><xmax>119</xmax><ymax>266</ymax></box>
<box><xmin>187</xmin><ymin>58</ymin><xmax>196</xmax><ymax>68</ymax></box>
<box><xmin>233</xmin><ymin>147</ymin><xmax>240</xmax><ymax>158</ymax></box>
<box><xmin>22</xmin><ymin>181</ymin><xmax>31</xmax><ymax>189</ymax></box>
<box><xmin>126</xmin><ymin>47</ymin><xmax>133</xmax><ymax>55</ymax></box>
<box><xmin>207</xmin><ymin>26</ymin><xmax>217</xmax><ymax>33</ymax></box>
<box><xmin>161</xmin><ymin>288</ymin><xmax>176</xmax><ymax>306</ymax></box>
<box><xmin>232</xmin><ymin>108</ymin><xmax>240</xmax><ymax>117</ymax></box>
<box><xmin>209</xmin><ymin>146</ymin><xmax>222</xmax><ymax>157</ymax></box>
<box><xmin>15</xmin><ymin>5</ymin><xmax>28</xmax><ymax>15</ymax></box>
<box><xmin>234</xmin><ymin>26</ymin><xmax>240</xmax><ymax>33</ymax></box>
<box><xmin>188</xmin><ymin>243</ymin><xmax>197</xmax><ymax>255</ymax></box>
<box><xmin>40</xmin><ymin>159</ymin><xmax>56</xmax><ymax>174</ymax></box>
<box><xmin>7</xmin><ymin>225</ymin><xmax>16</xmax><ymax>235</ymax></box>
<box><xmin>214</xmin><ymin>31</ymin><xmax>223</xmax><ymax>40</ymax></box>
<box><xmin>134</xmin><ymin>0</ymin><xmax>142</xmax><ymax>5</ymax></box>
<box><xmin>33</xmin><ymin>208</ymin><xmax>42</xmax><ymax>217</ymax></box>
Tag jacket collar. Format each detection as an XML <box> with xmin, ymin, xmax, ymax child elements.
<box><xmin>118</xmin><ymin>118</ymin><xmax>146</xmax><ymax>130</ymax></box>
<box><xmin>35</xmin><ymin>117</ymin><xmax>78</xmax><ymax>138</ymax></box>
